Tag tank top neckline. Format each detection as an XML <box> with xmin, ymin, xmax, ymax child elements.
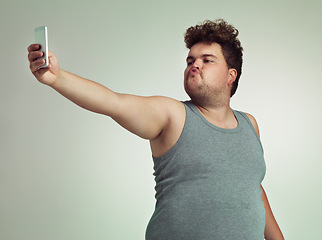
<box><xmin>184</xmin><ymin>101</ymin><xmax>242</xmax><ymax>133</ymax></box>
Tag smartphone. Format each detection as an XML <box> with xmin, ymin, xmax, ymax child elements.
<box><xmin>34</xmin><ymin>26</ymin><xmax>49</xmax><ymax>68</ymax></box>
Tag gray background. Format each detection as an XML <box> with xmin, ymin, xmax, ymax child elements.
<box><xmin>1</xmin><ymin>0</ymin><xmax>321</xmax><ymax>239</ymax></box>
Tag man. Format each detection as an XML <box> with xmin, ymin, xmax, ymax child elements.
<box><xmin>28</xmin><ymin>19</ymin><xmax>284</xmax><ymax>239</ymax></box>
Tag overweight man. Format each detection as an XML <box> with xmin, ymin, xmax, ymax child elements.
<box><xmin>28</xmin><ymin>19</ymin><xmax>284</xmax><ymax>240</ymax></box>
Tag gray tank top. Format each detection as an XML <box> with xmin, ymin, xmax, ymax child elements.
<box><xmin>146</xmin><ymin>101</ymin><xmax>266</xmax><ymax>240</ymax></box>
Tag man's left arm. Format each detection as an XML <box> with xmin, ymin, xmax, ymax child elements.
<box><xmin>261</xmin><ymin>185</ymin><xmax>284</xmax><ymax>240</ymax></box>
<box><xmin>245</xmin><ymin>113</ymin><xmax>284</xmax><ymax>240</ymax></box>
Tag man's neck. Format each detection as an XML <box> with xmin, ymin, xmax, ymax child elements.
<box><xmin>192</xmin><ymin>100</ymin><xmax>237</xmax><ymax>129</ymax></box>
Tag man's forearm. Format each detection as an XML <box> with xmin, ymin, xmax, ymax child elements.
<box><xmin>51</xmin><ymin>69</ymin><xmax>119</xmax><ymax>116</ymax></box>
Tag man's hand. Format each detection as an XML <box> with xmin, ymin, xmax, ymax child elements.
<box><xmin>27</xmin><ymin>44</ymin><xmax>60</xmax><ymax>87</ymax></box>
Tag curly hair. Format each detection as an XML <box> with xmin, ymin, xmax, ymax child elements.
<box><xmin>184</xmin><ymin>19</ymin><xmax>243</xmax><ymax>97</ymax></box>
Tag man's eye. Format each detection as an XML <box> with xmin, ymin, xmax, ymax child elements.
<box><xmin>187</xmin><ymin>62</ymin><xmax>193</xmax><ymax>65</ymax></box>
<box><xmin>204</xmin><ymin>59</ymin><xmax>213</xmax><ymax>63</ymax></box>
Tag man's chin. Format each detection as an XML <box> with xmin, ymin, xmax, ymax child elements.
<box><xmin>184</xmin><ymin>89</ymin><xmax>206</xmax><ymax>105</ymax></box>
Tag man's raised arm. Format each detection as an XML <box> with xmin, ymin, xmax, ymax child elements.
<box><xmin>27</xmin><ymin>44</ymin><xmax>181</xmax><ymax>141</ymax></box>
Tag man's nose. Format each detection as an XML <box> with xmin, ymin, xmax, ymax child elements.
<box><xmin>192</xmin><ymin>59</ymin><xmax>202</xmax><ymax>69</ymax></box>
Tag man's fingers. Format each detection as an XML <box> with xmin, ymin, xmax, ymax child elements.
<box><xmin>27</xmin><ymin>44</ymin><xmax>43</xmax><ymax>63</ymax></box>
<box><xmin>30</xmin><ymin>59</ymin><xmax>45</xmax><ymax>73</ymax></box>
<box><xmin>27</xmin><ymin>44</ymin><xmax>40</xmax><ymax>52</ymax></box>
<box><xmin>28</xmin><ymin>51</ymin><xmax>43</xmax><ymax>62</ymax></box>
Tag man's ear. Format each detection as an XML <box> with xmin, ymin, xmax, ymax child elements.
<box><xmin>227</xmin><ymin>68</ymin><xmax>237</xmax><ymax>86</ymax></box>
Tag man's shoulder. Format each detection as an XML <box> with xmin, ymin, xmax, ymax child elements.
<box><xmin>149</xmin><ymin>96</ymin><xmax>186</xmax><ymax>117</ymax></box>
<box><xmin>243</xmin><ymin>112</ymin><xmax>260</xmax><ymax>138</ymax></box>
<box><xmin>232</xmin><ymin>110</ymin><xmax>260</xmax><ymax>138</ymax></box>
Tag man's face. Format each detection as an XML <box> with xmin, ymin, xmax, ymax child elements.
<box><xmin>184</xmin><ymin>42</ymin><xmax>235</xmax><ymax>105</ymax></box>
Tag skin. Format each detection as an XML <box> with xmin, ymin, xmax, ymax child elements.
<box><xmin>184</xmin><ymin>42</ymin><xmax>238</xmax><ymax>128</ymax></box>
<box><xmin>28</xmin><ymin>42</ymin><xmax>284</xmax><ymax>239</ymax></box>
